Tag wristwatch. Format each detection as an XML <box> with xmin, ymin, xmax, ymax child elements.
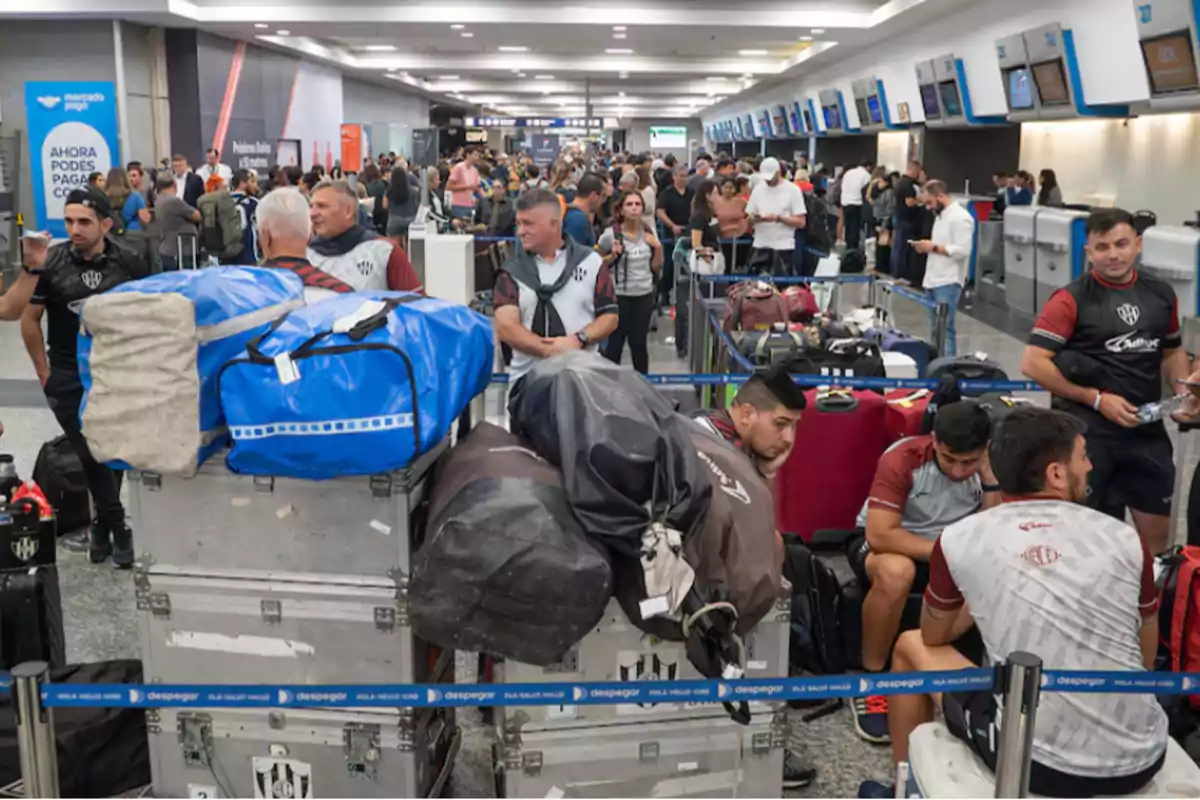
<box><xmin>575</xmin><ymin>330</ymin><xmax>590</xmax><ymax>347</ymax></box>
<box><xmin>981</xmin><ymin>482</ymin><xmax>1001</xmax><ymax>493</ymax></box>
<box><xmin>21</xmin><ymin>266</ymin><xmax>45</xmax><ymax>276</ymax></box>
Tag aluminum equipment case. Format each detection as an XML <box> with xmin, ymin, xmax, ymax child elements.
<box><xmin>126</xmin><ymin>439</ymin><xmax>448</xmax><ymax>579</ymax></box>
<box><xmin>496</xmin><ymin>705</ymin><xmax>785</xmax><ymax>798</ymax></box>
<box><xmin>149</xmin><ymin>704</ymin><xmax>459</xmax><ymax>799</ymax></box>
<box><xmin>495</xmin><ymin>594</ymin><xmax>789</xmax><ymax>727</ymax></box>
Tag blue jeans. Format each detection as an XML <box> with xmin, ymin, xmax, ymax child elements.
<box><xmin>926</xmin><ymin>283</ymin><xmax>962</xmax><ymax>357</ymax></box>
<box><xmin>451</xmin><ymin>205</ymin><xmax>475</xmax><ymax>221</ymax></box>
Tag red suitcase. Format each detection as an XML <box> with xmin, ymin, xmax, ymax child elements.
<box><xmin>775</xmin><ymin>387</ymin><xmax>888</xmax><ymax>542</ymax></box>
<box><xmin>884</xmin><ymin>389</ymin><xmax>932</xmax><ymax>445</ymax></box>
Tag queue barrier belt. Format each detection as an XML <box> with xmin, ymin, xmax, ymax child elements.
<box><xmin>19</xmin><ymin>669</ymin><xmax>1200</xmax><ymax>709</ymax></box>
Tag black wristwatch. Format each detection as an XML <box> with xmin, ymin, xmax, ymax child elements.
<box><xmin>575</xmin><ymin>330</ymin><xmax>590</xmax><ymax>347</ymax></box>
<box><xmin>981</xmin><ymin>482</ymin><xmax>1001</xmax><ymax>492</ymax></box>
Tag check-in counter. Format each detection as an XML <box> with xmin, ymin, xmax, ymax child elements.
<box><xmin>1003</xmin><ymin>207</ymin><xmax>1041</xmax><ymax>316</ymax></box>
<box><xmin>1033</xmin><ymin>208</ymin><xmax>1088</xmax><ymax>313</ymax></box>
<box><xmin>1141</xmin><ymin>225</ymin><xmax>1200</xmax><ymax>318</ymax></box>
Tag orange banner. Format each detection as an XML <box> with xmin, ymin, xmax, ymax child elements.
<box><xmin>341</xmin><ymin>124</ymin><xmax>363</xmax><ymax>173</ymax></box>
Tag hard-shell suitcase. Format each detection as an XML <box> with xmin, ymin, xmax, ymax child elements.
<box><xmin>136</xmin><ymin>564</ymin><xmax>452</xmax><ymax>687</ymax></box>
<box><xmin>494</xmin><ymin>596</ymin><xmax>789</xmax><ymax>729</ymax></box>
<box><xmin>496</xmin><ymin>707</ymin><xmax>785</xmax><ymax>799</ymax></box>
<box><xmin>885</xmin><ymin>389</ymin><xmax>932</xmax><ymax>445</ymax></box>
<box><xmin>149</xmin><ymin>705</ymin><xmax>458</xmax><ymax>799</ymax></box>
<box><xmin>871</xmin><ymin>329</ymin><xmax>936</xmax><ymax>377</ymax></box>
<box><xmin>126</xmin><ymin>439</ymin><xmax>447</xmax><ymax>579</ymax></box>
<box><xmin>0</xmin><ymin>565</ymin><xmax>64</xmax><ymax>670</ymax></box>
<box><xmin>775</xmin><ymin>388</ymin><xmax>888</xmax><ymax>542</ymax></box>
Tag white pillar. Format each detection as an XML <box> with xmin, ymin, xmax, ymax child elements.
<box><xmin>112</xmin><ymin>20</ymin><xmax>131</xmax><ymax>164</ymax></box>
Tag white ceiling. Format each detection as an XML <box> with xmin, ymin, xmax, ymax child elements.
<box><xmin>1</xmin><ymin>0</ymin><xmax>950</xmax><ymax>119</ymax></box>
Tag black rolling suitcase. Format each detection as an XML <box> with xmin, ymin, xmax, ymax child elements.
<box><xmin>0</xmin><ymin>498</ymin><xmax>64</xmax><ymax>670</ymax></box>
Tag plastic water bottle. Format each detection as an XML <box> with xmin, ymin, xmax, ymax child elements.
<box><xmin>1136</xmin><ymin>393</ymin><xmax>1191</xmax><ymax>425</ymax></box>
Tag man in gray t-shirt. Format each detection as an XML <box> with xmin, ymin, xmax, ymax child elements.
<box><xmin>154</xmin><ymin>172</ymin><xmax>201</xmax><ymax>270</ymax></box>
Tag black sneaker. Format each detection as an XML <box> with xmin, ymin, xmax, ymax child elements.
<box><xmin>852</xmin><ymin>694</ymin><xmax>892</xmax><ymax>744</ymax></box>
<box><xmin>782</xmin><ymin>751</ymin><xmax>817</xmax><ymax>789</ymax></box>
<box><xmin>857</xmin><ymin>779</ymin><xmax>895</xmax><ymax>798</ymax></box>
<box><xmin>87</xmin><ymin>521</ymin><xmax>112</xmax><ymax>564</ymax></box>
<box><xmin>110</xmin><ymin>525</ymin><xmax>134</xmax><ymax>570</ymax></box>
<box><xmin>59</xmin><ymin>528</ymin><xmax>91</xmax><ymax>554</ymax></box>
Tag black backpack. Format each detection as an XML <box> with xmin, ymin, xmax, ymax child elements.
<box><xmin>781</xmin><ymin>532</ymin><xmax>846</xmax><ymax>676</ymax></box>
<box><xmin>841</xmin><ymin>248</ymin><xmax>866</xmax><ymax>274</ymax></box>
<box><xmin>803</xmin><ymin>192</ymin><xmax>833</xmax><ymax>253</ymax></box>
<box><xmin>32</xmin><ymin>436</ymin><xmax>91</xmax><ymax>535</ymax></box>
<box><xmin>919</xmin><ymin>374</ymin><xmax>962</xmax><ymax>435</ymax></box>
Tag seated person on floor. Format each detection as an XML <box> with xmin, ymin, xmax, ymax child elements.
<box><xmin>860</xmin><ymin>406</ymin><xmax>1168</xmax><ymax>799</ymax></box>
<box><xmin>849</xmin><ymin>400</ymin><xmax>1001</xmax><ymax>744</ymax></box>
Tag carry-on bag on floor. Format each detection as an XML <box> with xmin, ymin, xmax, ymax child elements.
<box><xmin>31</xmin><ymin>436</ymin><xmax>90</xmax><ymax>535</ymax></box>
<box><xmin>975</xmin><ymin>392</ymin><xmax>1036</xmax><ymax>427</ymax></box>
<box><xmin>0</xmin><ymin>660</ymin><xmax>149</xmax><ymax>798</ymax></box>
<box><xmin>176</xmin><ymin>233</ymin><xmax>199</xmax><ymax>271</ymax></box>
<box><xmin>926</xmin><ymin>354</ymin><xmax>1007</xmax><ymax>396</ymax></box>
<box><xmin>870</xmin><ymin>328</ymin><xmax>937</xmax><ymax>377</ymax></box>
<box><xmin>775</xmin><ymin>388</ymin><xmax>888</xmax><ymax>542</ymax></box>
<box><xmin>0</xmin><ymin>564</ymin><xmax>64</xmax><ymax>670</ymax></box>
<box><xmin>724</xmin><ymin>281</ymin><xmax>790</xmax><ymax>332</ymax></box>
<box><xmin>781</xmin><ymin>532</ymin><xmax>848</xmax><ymax>676</ymax></box>
<box><xmin>1159</xmin><ymin>547</ymin><xmax>1200</xmax><ymax>708</ymax></box>
<box><xmin>736</xmin><ymin>327</ymin><xmax>814</xmax><ymax>370</ymax></box>
<box><xmin>410</xmin><ymin>423</ymin><xmax>612</xmax><ymax>666</ymax></box>
<box><xmin>813</xmin><ymin>338</ymin><xmax>886</xmax><ymax>379</ymax></box>
<box><xmin>77</xmin><ymin>267</ymin><xmax>305</xmax><ymax>476</ymax></box>
<box><xmin>219</xmin><ymin>292</ymin><xmax>493</xmax><ymax>480</ymax></box>
<box><xmin>885</xmin><ymin>388</ymin><xmax>932</xmax><ymax>444</ymax></box>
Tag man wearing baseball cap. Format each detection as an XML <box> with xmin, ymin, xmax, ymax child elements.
<box><xmin>745</xmin><ymin>156</ymin><xmax>808</xmax><ymax>277</ymax></box>
<box><xmin>21</xmin><ymin>186</ymin><xmax>149</xmax><ymax>567</ymax></box>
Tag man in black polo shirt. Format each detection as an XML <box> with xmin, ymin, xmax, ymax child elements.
<box><xmin>656</xmin><ymin>165</ymin><xmax>694</xmax><ymax>310</ymax></box>
<box><xmin>891</xmin><ymin>160</ymin><xmax>923</xmax><ymax>283</ymax></box>
<box><xmin>21</xmin><ymin>188</ymin><xmax>149</xmax><ymax>566</ymax></box>
<box><xmin>1022</xmin><ymin>208</ymin><xmax>1199</xmax><ymax>554</ymax></box>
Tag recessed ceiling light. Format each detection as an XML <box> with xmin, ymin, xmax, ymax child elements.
<box><xmin>361</xmin><ymin>44</ymin><xmax>396</xmax><ymax>52</ymax></box>
<box><xmin>498</xmin><ymin>46</ymin><xmax>528</xmax><ymax>52</ymax></box>
<box><xmin>742</xmin><ymin>71</ymin><xmax>754</xmax><ymax>78</ymax></box>
<box><xmin>541</xmin><ymin>89</ymin><xmax>551</xmax><ymax>94</ymax></box>
<box><xmin>276</xmin><ymin>30</ymin><xmax>291</xmax><ymax>36</ymax></box>
<box><xmin>613</xmin><ymin>25</ymin><xmax>627</xmax><ymax>31</ymax></box>
<box><xmin>534</xmin><ymin>74</ymin><xmax>555</xmax><ymax>80</ymax></box>
<box><xmin>738</xmin><ymin>49</ymin><xmax>767</xmax><ymax>56</ymax></box>
<box><xmin>811</xmin><ymin>28</ymin><xmax>825</xmax><ymax>34</ymax></box>
<box><xmin>451</xmin><ymin>24</ymin><xmax>465</xmax><ymax>30</ymax></box>
<box><xmin>517</xmin><ymin>72</ymin><xmax>527</xmax><ymax>77</ymax></box>
<box><xmin>799</xmin><ymin>35</ymin><xmax>813</xmax><ymax>41</ymax></box>
<box><xmin>461</xmin><ymin>32</ymin><xmax>474</xmax><ymax>38</ymax></box>
<box><xmin>613</xmin><ymin>33</ymin><xmax>627</xmax><ymax>39</ymax></box>
<box><xmin>706</xmin><ymin>76</ymin><xmax>727</xmax><ymax>82</ymax></box>
<box><xmin>441</xmin><ymin>75</ymin><xmax>460</xmax><ymax>80</ymax></box>
<box><xmin>606</xmin><ymin>48</ymin><xmax>634</xmax><ymax>54</ymax></box>
<box><xmin>254</xmin><ymin>23</ymin><xmax>269</xmax><ymax>29</ymax></box>
<box><xmin>619</xmin><ymin>91</ymin><xmax>626</xmax><ymax>97</ymax></box>
<box><xmin>619</xmin><ymin>71</ymin><xmax>629</xmax><ymax>79</ymax></box>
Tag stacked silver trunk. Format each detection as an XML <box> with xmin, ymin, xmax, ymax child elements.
<box><xmin>494</xmin><ymin>596</ymin><xmax>789</xmax><ymax>798</ymax></box>
<box><xmin>130</xmin><ymin>442</ymin><xmax>458</xmax><ymax>799</ymax></box>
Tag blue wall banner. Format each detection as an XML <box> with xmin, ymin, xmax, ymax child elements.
<box><xmin>24</xmin><ymin>81</ymin><xmax>121</xmax><ymax>239</ymax></box>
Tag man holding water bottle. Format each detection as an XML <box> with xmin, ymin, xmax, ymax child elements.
<box><xmin>1022</xmin><ymin>208</ymin><xmax>1200</xmax><ymax>554</ymax></box>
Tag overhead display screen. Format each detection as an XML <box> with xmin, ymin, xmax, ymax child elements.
<box><xmin>937</xmin><ymin>81</ymin><xmax>963</xmax><ymax>117</ymax></box>
<box><xmin>866</xmin><ymin>95</ymin><xmax>883</xmax><ymax>124</ymax></box>
<box><xmin>773</xmin><ymin>106</ymin><xmax>788</xmax><ymax>137</ymax></box>
<box><xmin>649</xmin><ymin>125</ymin><xmax>688</xmax><ymax>148</ymax></box>
<box><xmin>1141</xmin><ymin>31</ymin><xmax>1200</xmax><ymax>94</ymax></box>
<box><xmin>855</xmin><ymin>97</ymin><xmax>871</xmax><ymax>125</ymax></box>
<box><xmin>823</xmin><ymin>104</ymin><xmax>842</xmax><ymax>130</ymax></box>
<box><xmin>1006</xmin><ymin>67</ymin><xmax>1035</xmax><ymax>110</ymax></box>
<box><xmin>919</xmin><ymin>83</ymin><xmax>941</xmax><ymax>119</ymax></box>
<box><xmin>1031</xmin><ymin>60</ymin><xmax>1070</xmax><ymax>106</ymax></box>
<box><xmin>802</xmin><ymin>107</ymin><xmax>814</xmax><ymax>132</ymax></box>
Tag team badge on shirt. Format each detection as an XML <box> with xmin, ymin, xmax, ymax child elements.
<box><xmin>80</xmin><ymin>270</ymin><xmax>103</xmax><ymax>291</ymax></box>
<box><xmin>1116</xmin><ymin>303</ymin><xmax>1141</xmax><ymax>327</ymax></box>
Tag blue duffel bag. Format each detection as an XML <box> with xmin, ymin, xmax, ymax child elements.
<box><xmin>78</xmin><ymin>267</ymin><xmax>305</xmax><ymax>476</ymax></box>
<box><xmin>218</xmin><ymin>292</ymin><xmax>494</xmax><ymax>480</ymax></box>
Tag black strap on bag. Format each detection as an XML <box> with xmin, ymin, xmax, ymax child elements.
<box><xmin>244</xmin><ymin>295</ymin><xmax>421</xmax><ymax>363</ymax></box>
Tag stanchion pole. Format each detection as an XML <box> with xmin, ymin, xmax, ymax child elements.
<box><xmin>935</xmin><ymin>301</ymin><xmax>950</xmax><ymax>358</ymax></box>
<box><xmin>993</xmin><ymin>651</ymin><xmax>1043</xmax><ymax>799</ymax></box>
<box><xmin>13</xmin><ymin>661</ymin><xmax>59</xmax><ymax>799</ymax></box>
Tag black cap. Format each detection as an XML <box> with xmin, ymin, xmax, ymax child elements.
<box><xmin>64</xmin><ymin>186</ymin><xmax>112</xmax><ymax>218</ymax></box>
<box><xmin>758</xmin><ymin>365</ymin><xmax>807</xmax><ymax>411</ymax></box>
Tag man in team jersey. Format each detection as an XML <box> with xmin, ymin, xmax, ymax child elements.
<box><xmin>1022</xmin><ymin>208</ymin><xmax>1199</xmax><ymax>554</ymax></box>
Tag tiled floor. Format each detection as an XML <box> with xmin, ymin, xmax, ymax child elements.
<box><xmin>0</xmin><ymin>290</ymin><xmax>1190</xmax><ymax>798</ymax></box>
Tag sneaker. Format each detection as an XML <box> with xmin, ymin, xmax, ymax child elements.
<box><xmin>87</xmin><ymin>521</ymin><xmax>112</xmax><ymax>564</ymax></box>
<box><xmin>857</xmin><ymin>779</ymin><xmax>895</xmax><ymax>798</ymax></box>
<box><xmin>110</xmin><ymin>525</ymin><xmax>134</xmax><ymax>570</ymax></box>
<box><xmin>852</xmin><ymin>695</ymin><xmax>892</xmax><ymax>744</ymax></box>
<box><xmin>59</xmin><ymin>529</ymin><xmax>91</xmax><ymax>553</ymax></box>
<box><xmin>782</xmin><ymin>751</ymin><xmax>817</xmax><ymax>789</ymax></box>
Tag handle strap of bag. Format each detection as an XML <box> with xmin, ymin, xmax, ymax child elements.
<box><xmin>245</xmin><ymin>295</ymin><xmax>422</xmax><ymax>363</ymax></box>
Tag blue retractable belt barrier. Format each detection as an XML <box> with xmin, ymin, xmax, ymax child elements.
<box><xmin>700</xmin><ymin>274</ymin><xmax>874</xmax><ymax>285</ymax></box>
<box><xmin>880</xmin><ymin>281</ymin><xmax>941</xmax><ymax>310</ymax></box>
<box><xmin>474</xmin><ymin>235</ymin><xmax>517</xmax><ymax>243</ymax></box>
<box><xmin>33</xmin><ymin>669</ymin><xmax>1200</xmax><ymax>709</ymax></box>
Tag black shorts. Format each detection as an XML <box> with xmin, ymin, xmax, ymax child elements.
<box><xmin>847</xmin><ymin>534</ymin><xmax>931</xmax><ymax>594</ymax></box>
<box><xmin>942</xmin><ymin>691</ymin><xmax>1165</xmax><ymax>798</ymax></box>
<box><xmin>1086</xmin><ymin>428</ymin><xmax>1175</xmax><ymax>518</ymax></box>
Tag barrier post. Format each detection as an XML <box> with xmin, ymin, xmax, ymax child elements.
<box><xmin>13</xmin><ymin>661</ymin><xmax>59</xmax><ymax>799</ymax></box>
<box><xmin>688</xmin><ymin>267</ymin><xmax>703</xmax><ymax>377</ymax></box>
<box><xmin>993</xmin><ymin>651</ymin><xmax>1043</xmax><ymax>799</ymax></box>
<box><xmin>934</xmin><ymin>300</ymin><xmax>950</xmax><ymax>357</ymax></box>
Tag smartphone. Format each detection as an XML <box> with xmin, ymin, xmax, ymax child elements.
<box><xmin>1176</xmin><ymin>379</ymin><xmax>1200</xmax><ymax>388</ymax></box>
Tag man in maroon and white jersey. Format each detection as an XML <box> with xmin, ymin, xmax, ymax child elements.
<box><xmin>861</xmin><ymin>407</ymin><xmax>1167</xmax><ymax>798</ymax></box>
<box><xmin>257</xmin><ymin>189</ymin><xmax>356</xmax><ymax>304</ymax></box>
<box><xmin>1022</xmin><ymin>208</ymin><xmax>1199</xmax><ymax>553</ymax></box>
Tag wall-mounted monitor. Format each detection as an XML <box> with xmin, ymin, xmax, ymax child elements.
<box><xmin>866</xmin><ymin>95</ymin><xmax>883</xmax><ymax>125</ymax></box>
<box><xmin>1005</xmin><ymin>66</ymin><xmax>1036</xmax><ymax>110</ymax></box>
<box><xmin>773</xmin><ymin>106</ymin><xmax>789</xmax><ymax>137</ymax></box>
<box><xmin>936</xmin><ymin>81</ymin><xmax>963</xmax><ymax>117</ymax></box>
<box><xmin>802</xmin><ymin>107</ymin><xmax>814</xmax><ymax>132</ymax></box>
<box><xmin>744</xmin><ymin>114</ymin><xmax>756</xmax><ymax>139</ymax></box>
<box><xmin>919</xmin><ymin>83</ymin><xmax>941</xmax><ymax>119</ymax></box>
<box><xmin>1141</xmin><ymin>30</ymin><xmax>1200</xmax><ymax>95</ymax></box>
<box><xmin>650</xmin><ymin>125</ymin><xmax>688</xmax><ymax>148</ymax></box>
<box><xmin>789</xmin><ymin>103</ymin><xmax>803</xmax><ymax>136</ymax></box>
<box><xmin>854</xmin><ymin>97</ymin><xmax>870</xmax><ymax>125</ymax></box>
<box><xmin>823</xmin><ymin>105</ymin><xmax>842</xmax><ymax>130</ymax></box>
<box><xmin>734</xmin><ymin>118</ymin><xmax>745</xmax><ymax>139</ymax></box>
<box><xmin>1030</xmin><ymin>60</ymin><xmax>1070</xmax><ymax>106</ymax></box>
<box><xmin>759</xmin><ymin>111</ymin><xmax>773</xmax><ymax>138</ymax></box>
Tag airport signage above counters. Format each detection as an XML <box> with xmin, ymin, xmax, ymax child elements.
<box><xmin>915</xmin><ymin>54</ymin><xmax>1006</xmax><ymax>127</ymax></box>
<box><xmin>996</xmin><ymin>23</ymin><xmax>1129</xmax><ymax>122</ymax></box>
<box><xmin>465</xmin><ymin>116</ymin><xmax>612</xmax><ymax>128</ymax></box>
<box><xmin>1134</xmin><ymin>0</ymin><xmax>1200</xmax><ymax>111</ymax></box>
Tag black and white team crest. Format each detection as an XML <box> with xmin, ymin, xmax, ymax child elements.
<box><xmin>355</xmin><ymin>258</ymin><xmax>373</xmax><ymax>277</ymax></box>
<box><xmin>80</xmin><ymin>270</ymin><xmax>103</xmax><ymax>291</ymax></box>
<box><xmin>1117</xmin><ymin>303</ymin><xmax>1141</xmax><ymax>327</ymax></box>
<box><xmin>10</xmin><ymin>536</ymin><xmax>38</xmax><ymax>563</ymax></box>
<box><xmin>253</xmin><ymin>758</ymin><xmax>312</xmax><ymax>800</ymax></box>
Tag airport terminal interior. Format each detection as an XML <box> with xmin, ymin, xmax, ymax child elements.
<box><xmin>4</xmin><ymin>0</ymin><xmax>1200</xmax><ymax>797</ymax></box>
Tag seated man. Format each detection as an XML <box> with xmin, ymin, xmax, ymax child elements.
<box><xmin>849</xmin><ymin>401</ymin><xmax>1000</xmax><ymax>743</ymax></box>
<box><xmin>860</xmin><ymin>407</ymin><xmax>1168</xmax><ymax>798</ymax></box>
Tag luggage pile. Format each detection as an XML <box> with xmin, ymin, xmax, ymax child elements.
<box><xmin>75</xmin><ymin>268</ymin><xmax>495</xmax><ymax>798</ymax></box>
<box><xmin>411</xmin><ymin>353</ymin><xmax>787</xmax><ymax>797</ymax></box>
